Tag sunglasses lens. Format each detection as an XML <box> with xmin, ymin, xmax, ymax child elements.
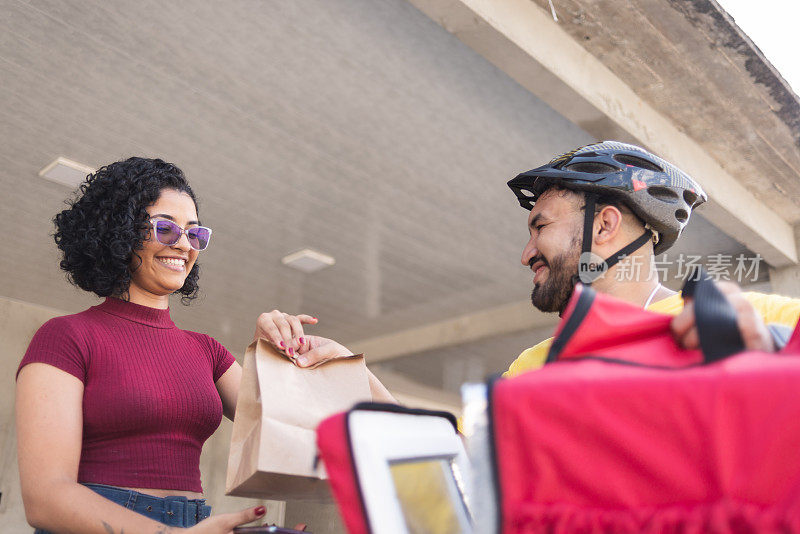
<box><xmin>187</xmin><ymin>227</ymin><xmax>211</xmax><ymax>250</ymax></box>
<box><xmin>154</xmin><ymin>220</ymin><xmax>181</xmax><ymax>245</ymax></box>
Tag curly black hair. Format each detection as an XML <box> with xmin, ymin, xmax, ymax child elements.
<box><xmin>54</xmin><ymin>157</ymin><xmax>201</xmax><ymax>304</ymax></box>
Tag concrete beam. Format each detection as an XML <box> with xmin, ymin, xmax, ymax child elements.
<box><xmin>406</xmin><ymin>0</ymin><xmax>797</xmax><ymax>267</ymax></box>
<box><xmin>351</xmin><ymin>299</ymin><xmax>557</xmax><ymax>363</ymax></box>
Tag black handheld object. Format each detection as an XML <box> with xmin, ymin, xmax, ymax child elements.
<box><xmin>682</xmin><ymin>267</ymin><xmax>745</xmax><ymax>362</ymax></box>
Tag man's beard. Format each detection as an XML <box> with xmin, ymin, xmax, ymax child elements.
<box><xmin>530</xmin><ymin>236</ymin><xmax>581</xmax><ymax>314</ymax></box>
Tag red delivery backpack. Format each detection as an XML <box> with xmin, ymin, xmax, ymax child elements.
<box><xmin>316</xmin><ymin>403</ymin><xmax>471</xmax><ymax>534</ymax></box>
<box><xmin>490</xmin><ymin>273</ymin><xmax>800</xmax><ymax>533</ymax></box>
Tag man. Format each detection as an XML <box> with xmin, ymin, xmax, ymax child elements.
<box><xmin>504</xmin><ymin>141</ymin><xmax>800</xmax><ymax>377</ymax></box>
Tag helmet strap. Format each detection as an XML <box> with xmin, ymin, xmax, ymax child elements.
<box><xmin>603</xmin><ymin>230</ymin><xmax>653</xmax><ymax>272</ymax></box>
<box><xmin>581</xmin><ymin>192</ymin><xmax>596</xmax><ymax>263</ymax></box>
<box><xmin>579</xmin><ymin>192</ymin><xmax>654</xmax><ymax>285</ymax></box>
<box><xmin>579</xmin><ymin>193</ymin><xmax>598</xmax><ymax>285</ymax></box>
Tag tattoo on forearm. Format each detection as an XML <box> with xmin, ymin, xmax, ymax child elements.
<box><xmin>102</xmin><ymin>518</ymin><xmax>175</xmax><ymax>533</ymax></box>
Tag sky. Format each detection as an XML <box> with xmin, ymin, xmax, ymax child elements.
<box><xmin>716</xmin><ymin>0</ymin><xmax>800</xmax><ymax>96</ymax></box>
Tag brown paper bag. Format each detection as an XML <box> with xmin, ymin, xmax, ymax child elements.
<box><xmin>225</xmin><ymin>338</ymin><xmax>371</xmax><ymax>501</ymax></box>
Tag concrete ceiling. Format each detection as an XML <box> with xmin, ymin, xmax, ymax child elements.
<box><xmin>0</xmin><ymin>0</ymin><xmax>789</xmax><ymax>407</ymax></box>
<box><xmin>0</xmin><ymin>0</ymin><xmax>590</xmax><ymax>361</ymax></box>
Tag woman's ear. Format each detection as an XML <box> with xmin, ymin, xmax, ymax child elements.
<box><xmin>593</xmin><ymin>205</ymin><xmax>624</xmax><ymax>245</ymax></box>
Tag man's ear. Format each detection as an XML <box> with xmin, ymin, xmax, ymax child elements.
<box><xmin>593</xmin><ymin>205</ymin><xmax>624</xmax><ymax>245</ymax></box>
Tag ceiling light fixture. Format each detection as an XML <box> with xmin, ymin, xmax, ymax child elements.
<box><xmin>281</xmin><ymin>248</ymin><xmax>336</xmax><ymax>273</ymax></box>
<box><xmin>39</xmin><ymin>157</ymin><xmax>95</xmax><ymax>188</ymax></box>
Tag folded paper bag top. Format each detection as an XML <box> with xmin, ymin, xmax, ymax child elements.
<box><xmin>284</xmin><ymin>349</ymin><xmax>363</xmax><ymax>370</ymax></box>
<box><xmin>226</xmin><ymin>339</ymin><xmax>372</xmax><ymax>502</ymax></box>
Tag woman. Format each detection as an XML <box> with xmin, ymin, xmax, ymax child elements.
<box><xmin>16</xmin><ymin>157</ymin><xmax>393</xmax><ymax>534</ymax></box>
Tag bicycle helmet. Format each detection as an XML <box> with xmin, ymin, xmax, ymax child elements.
<box><xmin>508</xmin><ymin>141</ymin><xmax>707</xmax><ymax>285</ymax></box>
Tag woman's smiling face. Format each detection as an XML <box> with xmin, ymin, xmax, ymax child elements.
<box><xmin>128</xmin><ymin>188</ymin><xmax>200</xmax><ymax>306</ymax></box>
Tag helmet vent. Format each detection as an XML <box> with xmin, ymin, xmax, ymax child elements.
<box><xmin>647</xmin><ymin>186</ymin><xmax>679</xmax><ymax>203</ymax></box>
<box><xmin>613</xmin><ymin>154</ymin><xmax>663</xmax><ymax>172</ymax></box>
<box><xmin>675</xmin><ymin>209</ymin><xmax>689</xmax><ymax>223</ymax></box>
<box><xmin>564</xmin><ymin>162</ymin><xmax>618</xmax><ymax>174</ymax></box>
<box><xmin>683</xmin><ymin>190</ymin><xmax>698</xmax><ymax>207</ymax></box>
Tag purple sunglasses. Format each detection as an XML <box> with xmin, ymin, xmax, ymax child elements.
<box><xmin>149</xmin><ymin>218</ymin><xmax>212</xmax><ymax>251</ymax></box>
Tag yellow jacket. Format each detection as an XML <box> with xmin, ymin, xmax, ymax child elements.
<box><xmin>504</xmin><ymin>291</ymin><xmax>800</xmax><ymax>378</ymax></box>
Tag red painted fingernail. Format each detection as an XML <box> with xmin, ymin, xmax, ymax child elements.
<box><xmin>280</xmin><ymin>341</ymin><xmax>285</xmax><ymax>348</ymax></box>
<box><xmin>255</xmin><ymin>506</ymin><xmax>266</xmax><ymax>516</ymax></box>
<box><xmin>299</xmin><ymin>337</ymin><xmax>305</xmax><ymax>344</ymax></box>
<box><xmin>288</xmin><ymin>348</ymin><xmax>294</xmax><ymax>355</ymax></box>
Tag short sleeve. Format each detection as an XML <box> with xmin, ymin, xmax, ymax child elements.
<box><xmin>504</xmin><ymin>338</ymin><xmax>553</xmax><ymax>378</ymax></box>
<box><xmin>203</xmin><ymin>335</ymin><xmax>236</xmax><ymax>382</ymax></box>
<box><xmin>743</xmin><ymin>291</ymin><xmax>800</xmax><ymax>328</ymax></box>
<box><xmin>17</xmin><ymin>317</ymin><xmax>89</xmax><ymax>382</ymax></box>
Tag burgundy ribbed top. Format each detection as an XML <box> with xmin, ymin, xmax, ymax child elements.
<box><xmin>17</xmin><ymin>298</ymin><xmax>236</xmax><ymax>493</ymax></box>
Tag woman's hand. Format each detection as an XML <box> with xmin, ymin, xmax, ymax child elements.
<box><xmin>254</xmin><ymin>310</ymin><xmax>398</xmax><ymax>403</ymax></box>
<box><xmin>185</xmin><ymin>505</ymin><xmax>265</xmax><ymax>533</ymax></box>
<box><xmin>254</xmin><ymin>310</ymin><xmax>318</xmax><ymax>358</ymax></box>
<box><xmin>294</xmin><ymin>335</ymin><xmax>355</xmax><ymax>367</ymax></box>
<box><xmin>255</xmin><ymin>310</ymin><xmax>353</xmax><ymax>366</ymax></box>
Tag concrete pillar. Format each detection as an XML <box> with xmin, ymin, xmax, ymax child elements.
<box><xmin>0</xmin><ymin>297</ymin><xmax>64</xmax><ymax>532</ymax></box>
<box><xmin>770</xmin><ymin>265</ymin><xmax>800</xmax><ymax>298</ymax></box>
<box><xmin>768</xmin><ymin>225</ymin><xmax>800</xmax><ymax>298</ymax></box>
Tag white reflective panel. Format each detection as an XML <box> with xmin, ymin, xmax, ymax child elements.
<box><xmin>348</xmin><ymin>410</ymin><xmax>472</xmax><ymax>534</ymax></box>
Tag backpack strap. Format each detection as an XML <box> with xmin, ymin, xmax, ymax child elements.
<box><xmin>545</xmin><ymin>284</ymin><xmax>596</xmax><ymax>363</ymax></box>
<box><xmin>682</xmin><ymin>269</ymin><xmax>745</xmax><ymax>363</ymax></box>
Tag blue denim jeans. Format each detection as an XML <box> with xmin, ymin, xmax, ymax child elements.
<box><xmin>34</xmin><ymin>483</ymin><xmax>212</xmax><ymax>533</ymax></box>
